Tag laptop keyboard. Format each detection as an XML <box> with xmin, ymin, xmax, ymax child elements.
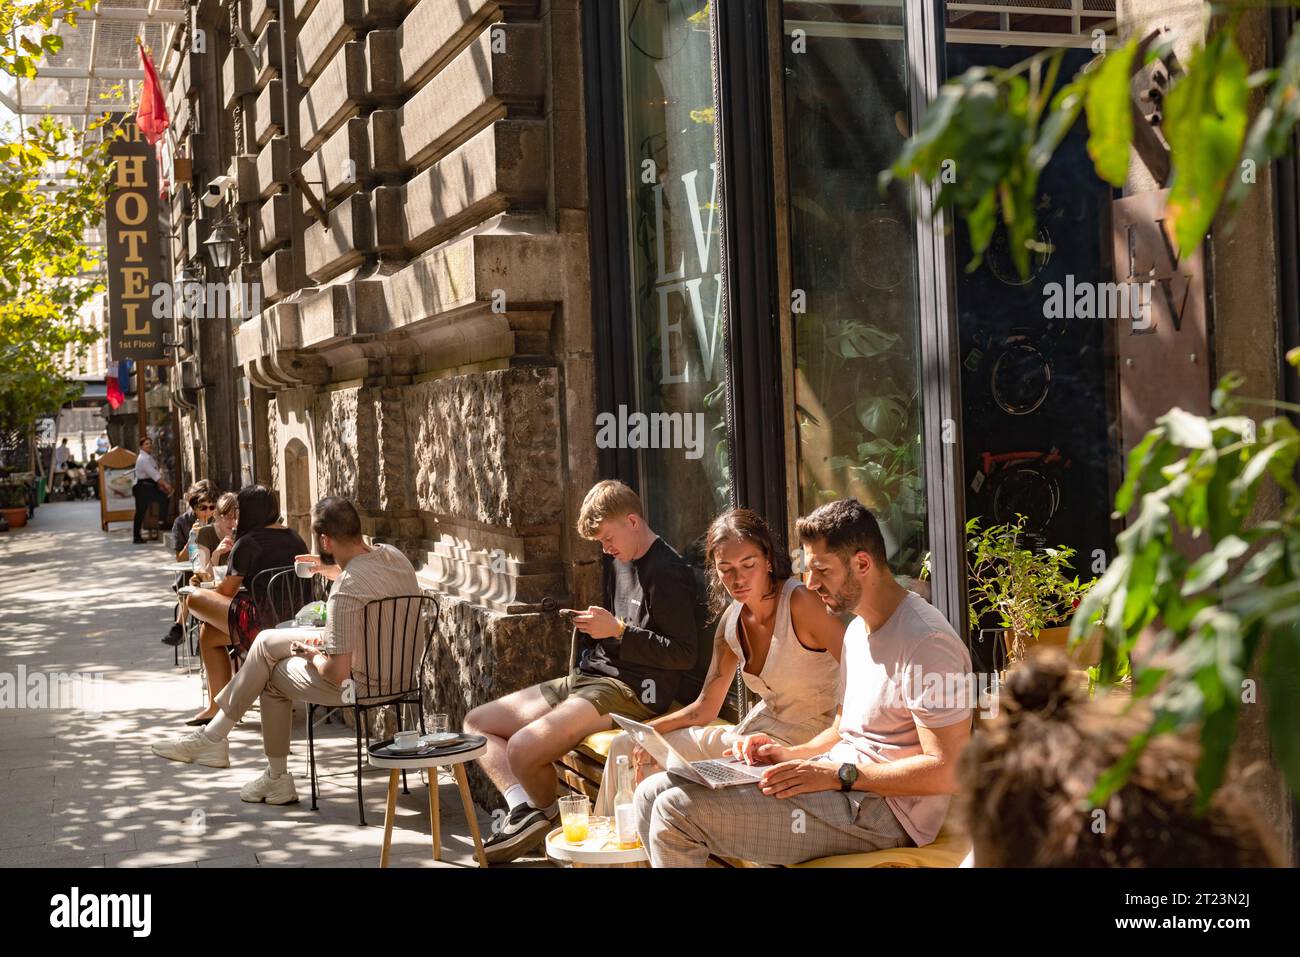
<box><xmin>694</xmin><ymin>760</ymin><xmax>758</xmax><ymax>785</ymax></box>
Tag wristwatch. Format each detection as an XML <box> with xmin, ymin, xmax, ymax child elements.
<box><xmin>837</xmin><ymin>763</ymin><xmax>859</xmax><ymax>792</ymax></box>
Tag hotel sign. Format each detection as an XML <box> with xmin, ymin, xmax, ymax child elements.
<box><xmin>105</xmin><ymin>115</ymin><xmax>165</xmax><ymax>361</ymax></box>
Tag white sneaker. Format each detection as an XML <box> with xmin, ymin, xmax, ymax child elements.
<box><xmin>151</xmin><ymin>730</ymin><xmax>229</xmax><ymax>768</ymax></box>
<box><xmin>240</xmin><ymin>769</ymin><xmax>299</xmax><ymax>805</ymax></box>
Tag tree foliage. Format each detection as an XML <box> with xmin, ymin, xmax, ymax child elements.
<box><xmin>887</xmin><ymin>5</ymin><xmax>1300</xmax><ymax>808</ymax></box>
<box><xmin>883</xmin><ymin>5</ymin><xmax>1300</xmax><ymax>273</ymax></box>
<box><xmin>0</xmin><ymin>1</ymin><xmax>111</xmax><ymax>434</ymax></box>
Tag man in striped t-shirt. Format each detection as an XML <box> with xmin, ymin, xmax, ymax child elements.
<box><xmin>152</xmin><ymin>497</ymin><xmax>421</xmax><ymax>807</ymax></box>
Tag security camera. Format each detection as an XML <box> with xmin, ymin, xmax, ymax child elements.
<box><xmin>201</xmin><ymin>175</ymin><xmax>237</xmax><ymax>207</ymax></box>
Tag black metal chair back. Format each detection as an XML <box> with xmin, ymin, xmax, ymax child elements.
<box><xmin>354</xmin><ymin>594</ymin><xmax>436</xmax><ymax>704</ymax></box>
<box><xmin>307</xmin><ymin>594</ymin><xmax>438</xmax><ymax>825</ymax></box>
<box><xmin>263</xmin><ymin>567</ymin><xmax>320</xmax><ymax>628</ymax></box>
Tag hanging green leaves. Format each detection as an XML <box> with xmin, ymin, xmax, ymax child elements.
<box><xmin>1164</xmin><ymin>26</ymin><xmax>1250</xmax><ymax>258</ymax></box>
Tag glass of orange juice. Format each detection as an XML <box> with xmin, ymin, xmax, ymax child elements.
<box><xmin>559</xmin><ymin>795</ymin><xmax>590</xmax><ymax>844</ymax></box>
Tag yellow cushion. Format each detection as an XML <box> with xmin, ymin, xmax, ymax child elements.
<box><xmin>792</xmin><ymin>814</ymin><xmax>970</xmax><ymax>868</ymax></box>
<box><xmin>576</xmin><ymin>719</ymin><xmax>731</xmax><ymax>761</ymax></box>
<box><xmin>577</xmin><ymin>730</ymin><xmax>623</xmax><ymax>760</ymax></box>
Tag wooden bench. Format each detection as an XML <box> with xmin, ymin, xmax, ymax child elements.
<box><xmin>550</xmin><ymin>628</ymin><xmax>969</xmax><ymax>868</ymax></box>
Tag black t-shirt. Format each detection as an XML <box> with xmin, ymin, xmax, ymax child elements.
<box><xmin>227</xmin><ymin>527</ymin><xmax>306</xmax><ymax>591</ymax></box>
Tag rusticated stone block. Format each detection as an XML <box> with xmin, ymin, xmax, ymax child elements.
<box><xmin>297</xmin><ymin>0</ymin><xmax>362</xmax><ymax>89</ymax></box>
<box><xmin>229</xmin><ymin>154</ymin><xmax>259</xmax><ymax>206</ymax></box>
<box><xmin>424</xmin><ymin>595</ymin><xmax>569</xmax><ymax>810</ymax></box>
<box><xmin>365</xmin><ymin>29</ymin><xmax>400</xmax><ymax>100</ymax></box>
<box><xmin>404</xmin><ymin>366</ymin><xmax>563</xmax><ymax>528</ymax></box>
<box><xmin>303</xmin><ymin>117</ymin><xmax>370</xmax><ymax>201</ymax></box>
<box><xmin>293</xmin><ymin>0</ymin><xmax>322</xmax><ymax>26</ymax></box>
<box><xmin>253</xmin><ymin>21</ymin><xmax>282</xmax><ymax>89</ymax></box>
<box><xmin>256</xmin><ymin>192</ymin><xmax>292</xmax><ymax>254</ymax></box>
<box><xmin>304</xmin><ymin>191</ymin><xmax>374</xmax><ymax>282</ymax></box>
<box><xmin>253</xmin><ymin>79</ymin><xmax>285</xmax><ymax>147</ymax></box>
<box><xmin>390</xmin><ymin>23</ymin><xmax>543</xmax><ymax>175</ymax></box>
<box><xmin>300</xmin><ymin>41</ymin><xmax>368</xmax><ymax>151</ymax></box>
<box><xmin>380</xmin><ymin>119</ymin><xmax>545</xmax><ymax>257</ymax></box>
<box><xmin>256</xmin><ymin>135</ymin><xmax>291</xmax><ymax>198</ymax></box>
<box><xmin>247</xmin><ymin>0</ymin><xmax>276</xmax><ymax>35</ymax></box>
<box><xmin>396</xmin><ymin>0</ymin><xmax>497</xmax><ymax>94</ymax></box>
<box><xmin>374</xmin><ymin>386</ymin><xmax>414</xmax><ymax>512</ymax></box>
<box><xmin>314</xmin><ymin>387</ymin><xmax>373</xmax><ymax>505</ymax></box>
<box><xmin>222</xmin><ymin>47</ymin><xmax>255</xmax><ymax>110</ymax></box>
<box><xmin>260</xmin><ymin>248</ymin><xmax>295</xmax><ymax>303</ymax></box>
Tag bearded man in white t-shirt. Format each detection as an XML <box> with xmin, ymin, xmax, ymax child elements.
<box><xmin>635</xmin><ymin>498</ymin><xmax>973</xmax><ymax>867</ymax></box>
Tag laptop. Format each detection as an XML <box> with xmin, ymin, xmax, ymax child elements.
<box><xmin>611</xmin><ymin>715</ymin><xmax>766</xmax><ymax>789</ymax></box>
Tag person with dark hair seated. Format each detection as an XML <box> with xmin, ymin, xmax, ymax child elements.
<box><xmin>636</xmin><ymin>499</ymin><xmax>974</xmax><ymax>867</ymax></box>
<box><xmin>151</xmin><ymin>496</ymin><xmax>420</xmax><ymax>804</ymax></box>
<box><xmin>162</xmin><ymin>481</ymin><xmax>219</xmax><ymax>647</ymax></box>
<box><xmin>957</xmin><ymin>650</ymin><xmax>1283</xmax><ymax>867</ymax></box>
<box><xmin>173</xmin><ymin>485</ymin><xmax>306</xmax><ymax>725</ymax></box>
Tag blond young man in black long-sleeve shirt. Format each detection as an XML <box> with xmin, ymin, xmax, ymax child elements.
<box><xmin>465</xmin><ymin>480</ymin><xmax>701</xmax><ymax>863</ymax></box>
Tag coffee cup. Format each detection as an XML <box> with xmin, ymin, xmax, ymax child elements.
<box><xmin>393</xmin><ymin>730</ymin><xmax>420</xmax><ymax>751</ymax></box>
<box><xmin>294</xmin><ymin>556</ymin><xmax>317</xmax><ymax>579</ymax></box>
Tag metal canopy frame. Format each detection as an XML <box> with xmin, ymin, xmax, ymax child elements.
<box><xmin>0</xmin><ymin>2</ymin><xmax>187</xmax><ymax>130</ymax></box>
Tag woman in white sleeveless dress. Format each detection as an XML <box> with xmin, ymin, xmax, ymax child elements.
<box><xmin>594</xmin><ymin>509</ymin><xmax>844</xmax><ymax>815</ymax></box>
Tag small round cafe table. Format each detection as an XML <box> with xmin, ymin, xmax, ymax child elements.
<box><xmin>367</xmin><ymin>735</ymin><xmax>488</xmax><ymax>868</ymax></box>
<box><xmin>545</xmin><ymin>824</ymin><xmax>649</xmax><ymax>868</ymax></box>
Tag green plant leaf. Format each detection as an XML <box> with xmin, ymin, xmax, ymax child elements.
<box><xmin>1182</xmin><ymin>535</ymin><xmax>1249</xmax><ymax>596</ymax></box>
<box><xmin>1164</xmin><ymin>28</ymin><xmax>1250</xmax><ymax>258</ymax></box>
<box><xmin>1084</xmin><ymin>39</ymin><xmax>1138</xmax><ymax>186</ymax></box>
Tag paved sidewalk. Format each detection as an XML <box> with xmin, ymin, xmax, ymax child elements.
<box><xmin>0</xmin><ymin>501</ymin><xmax>503</xmax><ymax>868</ymax></box>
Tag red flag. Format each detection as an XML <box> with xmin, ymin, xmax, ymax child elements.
<box><xmin>136</xmin><ymin>39</ymin><xmax>169</xmax><ymax>146</ymax></box>
<box><xmin>106</xmin><ymin>375</ymin><xmax>124</xmax><ymax>410</ymax></box>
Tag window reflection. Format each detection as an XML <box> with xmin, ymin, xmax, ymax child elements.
<box><xmin>620</xmin><ymin>0</ymin><xmax>729</xmax><ymax>556</ymax></box>
<box><xmin>781</xmin><ymin>2</ymin><xmax>928</xmax><ymax>576</ymax></box>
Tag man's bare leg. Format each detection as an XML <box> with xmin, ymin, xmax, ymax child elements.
<box><xmin>506</xmin><ymin>697</ymin><xmax>614</xmax><ymax>808</ymax></box>
<box><xmin>464</xmin><ymin>685</ymin><xmax>552</xmax><ymax>797</ymax></box>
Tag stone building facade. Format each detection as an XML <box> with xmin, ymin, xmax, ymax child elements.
<box><xmin>161</xmin><ymin>0</ymin><xmax>596</xmax><ymax>804</ymax></box>
<box><xmin>156</xmin><ymin>0</ymin><xmax>1297</xmax><ymax>845</ymax></box>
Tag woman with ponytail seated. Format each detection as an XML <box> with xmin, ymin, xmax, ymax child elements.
<box><xmin>958</xmin><ymin>650</ymin><xmax>1283</xmax><ymax>867</ymax></box>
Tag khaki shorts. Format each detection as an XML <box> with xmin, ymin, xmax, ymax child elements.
<box><xmin>538</xmin><ymin>671</ymin><xmax>657</xmax><ymax>719</ymax></box>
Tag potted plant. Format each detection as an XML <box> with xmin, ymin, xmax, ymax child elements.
<box><xmin>0</xmin><ymin>480</ymin><xmax>30</xmax><ymax>529</ymax></box>
<box><xmin>965</xmin><ymin>515</ymin><xmax>1096</xmax><ymax>667</ymax></box>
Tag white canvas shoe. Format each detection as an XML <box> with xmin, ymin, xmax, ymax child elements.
<box><xmin>240</xmin><ymin>769</ymin><xmax>300</xmax><ymax>805</ymax></box>
<box><xmin>151</xmin><ymin>730</ymin><xmax>230</xmax><ymax>768</ymax></box>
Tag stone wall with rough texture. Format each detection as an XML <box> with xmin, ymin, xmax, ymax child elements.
<box><xmin>313</xmin><ymin>387</ymin><xmax>365</xmax><ymax>502</ymax></box>
<box><xmin>266</xmin><ymin>397</ymin><xmax>280</xmax><ymax>493</ymax></box>
<box><xmin>404</xmin><ymin>367</ymin><xmax>563</xmax><ymax>527</ymax></box>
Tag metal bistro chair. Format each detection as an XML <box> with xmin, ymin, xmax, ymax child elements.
<box><xmin>307</xmin><ymin>594</ymin><xmax>437</xmax><ymax>826</ymax></box>
<box><xmin>219</xmin><ymin>565</ymin><xmax>297</xmax><ymax>674</ymax></box>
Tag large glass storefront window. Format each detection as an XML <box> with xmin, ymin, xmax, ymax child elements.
<box><xmin>620</xmin><ymin>0</ymin><xmax>728</xmax><ymax>557</ymax></box>
<box><xmin>780</xmin><ymin>2</ymin><xmax>928</xmax><ymax>576</ymax></box>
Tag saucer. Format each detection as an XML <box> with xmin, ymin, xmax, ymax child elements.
<box><xmin>420</xmin><ymin>732</ymin><xmax>462</xmax><ymax>749</ymax></box>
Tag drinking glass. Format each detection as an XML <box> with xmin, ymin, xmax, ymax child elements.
<box><xmin>558</xmin><ymin>795</ymin><xmax>589</xmax><ymax>844</ymax></box>
<box><xmin>430</xmin><ymin>713</ymin><xmax>449</xmax><ymax>735</ymax></box>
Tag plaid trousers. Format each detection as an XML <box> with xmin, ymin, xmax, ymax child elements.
<box><xmin>634</xmin><ymin>770</ymin><xmax>911</xmax><ymax>867</ymax></box>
